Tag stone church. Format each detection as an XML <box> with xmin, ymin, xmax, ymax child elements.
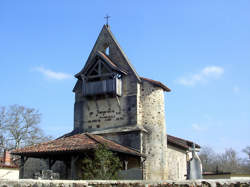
<box><xmin>12</xmin><ymin>24</ymin><xmax>200</xmax><ymax>180</ymax></box>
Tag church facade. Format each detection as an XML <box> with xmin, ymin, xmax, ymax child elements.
<box><xmin>12</xmin><ymin>24</ymin><xmax>200</xmax><ymax>180</ymax></box>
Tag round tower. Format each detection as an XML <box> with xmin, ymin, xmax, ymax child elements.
<box><xmin>139</xmin><ymin>79</ymin><xmax>168</xmax><ymax>180</ymax></box>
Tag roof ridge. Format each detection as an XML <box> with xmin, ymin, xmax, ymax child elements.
<box><xmin>86</xmin><ymin>133</ymin><xmax>143</xmax><ymax>156</ymax></box>
<box><xmin>105</xmin><ymin>26</ymin><xmax>141</xmax><ymax>81</ymax></box>
<box><xmin>140</xmin><ymin>77</ymin><xmax>171</xmax><ymax>92</ymax></box>
<box><xmin>75</xmin><ymin>25</ymin><xmax>141</xmax><ymax>82</ymax></box>
<box><xmin>85</xmin><ymin>133</ymin><xmax>104</xmax><ymax>146</ymax></box>
<box><xmin>96</xmin><ymin>51</ymin><xmax>128</xmax><ymax>74</ymax></box>
<box><xmin>86</xmin><ymin>133</ymin><xmax>122</xmax><ymax>148</ymax></box>
<box><xmin>168</xmin><ymin>134</ymin><xmax>193</xmax><ymax>144</ymax></box>
<box><xmin>167</xmin><ymin>134</ymin><xmax>201</xmax><ymax>149</ymax></box>
<box><xmin>11</xmin><ymin>133</ymin><xmax>145</xmax><ymax>157</ymax></box>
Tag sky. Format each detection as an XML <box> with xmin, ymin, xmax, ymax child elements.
<box><xmin>0</xmin><ymin>0</ymin><xmax>250</xmax><ymax>157</ymax></box>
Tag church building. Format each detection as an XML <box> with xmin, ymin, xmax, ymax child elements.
<box><xmin>12</xmin><ymin>24</ymin><xmax>200</xmax><ymax>180</ymax></box>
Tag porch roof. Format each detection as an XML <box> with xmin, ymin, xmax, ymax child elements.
<box><xmin>11</xmin><ymin>133</ymin><xmax>144</xmax><ymax>158</ymax></box>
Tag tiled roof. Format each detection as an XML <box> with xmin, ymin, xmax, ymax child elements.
<box><xmin>11</xmin><ymin>133</ymin><xmax>144</xmax><ymax>157</ymax></box>
<box><xmin>0</xmin><ymin>156</ymin><xmax>18</xmax><ymax>169</ymax></box>
<box><xmin>0</xmin><ymin>164</ymin><xmax>18</xmax><ymax>169</ymax></box>
<box><xmin>167</xmin><ymin>134</ymin><xmax>201</xmax><ymax>150</ymax></box>
<box><xmin>59</xmin><ymin>131</ymin><xmax>199</xmax><ymax>151</ymax></box>
<box><xmin>140</xmin><ymin>77</ymin><xmax>171</xmax><ymax>92</ymax></box>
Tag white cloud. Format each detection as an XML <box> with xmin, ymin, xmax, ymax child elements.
<box><xmin>34</xmin><ymin>67</ymin><xmax>73</xmax><ymax>80</ymax></box>
<box><xmin>192</xmin><ymin>123</ymin><xmax>206</xmax><ymax>132</ymax></box>
<box><xmin>177</xmin><ymin>66</ymin><xmax>224</xmax><ymax>86</ymax></box>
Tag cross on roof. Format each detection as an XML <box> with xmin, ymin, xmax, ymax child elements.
<box><xmin>189</xmin><ymin>143</ymin><xmax>196</xmax><ymax>152</ymax></box>
<box><xmin>189</xmin><ymin>143</ymin><xmax>198</xmax><ymax>157</ymax></box>
<box><xmin>104</xmin><ymin>14</ymin><xmax>111</xmax><ymax>26</ymax></box>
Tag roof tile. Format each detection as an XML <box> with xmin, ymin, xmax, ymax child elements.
<box><xmin>167</xmin><ymin>134</ymin><xmax>201</xmax><ymax>150</ymax></box>
<box><xmin>11</xmin><ymin>133</ymin><xmax>143</xmax><ymax>157</ymax></box>
<box><xmin>140</xmin><ymin>77</ymin><xmax>171</xmax><ymax>92</ymax></box>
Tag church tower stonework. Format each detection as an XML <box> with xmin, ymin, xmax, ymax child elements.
<box><xmin>139</xmin><ymin>80</ymin><xmax>168</xmax><ymax>179</ymax></box>
<box><xmin>73</xmin><ymin>25</ymin><xmax>171</xmax><ymax>180</ymax></box>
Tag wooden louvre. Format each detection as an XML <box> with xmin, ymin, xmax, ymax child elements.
<box><xmin>83</xmin><ymin>77</ymin><xmax>122</xmax><ymax>97</ymax></box>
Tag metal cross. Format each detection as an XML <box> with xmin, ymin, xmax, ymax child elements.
<box><xmin>104</xmin><ymin>14</ymin><xmax>111</xmax><ymax>26</ymax></box>
<box><xmin>189</xmin><ymin>143</ymin><xmax>196</xmax><ymax>151</ymax></box>
<box><xmin>189</xmin><ymin>143</ymin><xmax>197</xmax><ymax>158</ymax></box>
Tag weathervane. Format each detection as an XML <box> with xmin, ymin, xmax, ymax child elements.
<box><xmin>104</xmin><ymin>14</ymin><xmax>111</xmax><ymax>26</ymax></box>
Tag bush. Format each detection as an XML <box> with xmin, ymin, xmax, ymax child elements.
<box><xmin>81</xmin><ymin>144</ymin><xmax>122</xmax><ymax>180</ymax></box>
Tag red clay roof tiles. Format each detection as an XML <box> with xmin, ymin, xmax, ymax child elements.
<box><xmin>0</xmin><ymin>164</ymin><xmax>18</xmax><ymax>169</ymax></box>
<box><xmin>140</xmin><ymin>77</ymin><xmax>171</xmax><ymax>92</ymax></box>
<box><xmin>167</xmin><ymin>134</ymin><xmax>201</xmax><ymax>150</ymax></box>
<box><xmin>11</xmin><ymin>133</ymin><xmax>143</xmax><ymax>157</ymax></box>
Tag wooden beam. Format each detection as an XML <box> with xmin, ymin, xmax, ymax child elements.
<box><xmin>48</xmin><ymin>158</ymin><xmax>56</xmax><ymax>170</ymax></box>
<box><xmin>19</xmin><ymin>156</ymin><xmax>28</xmax><ymax>179</ymax></box>
<box><xmin>63</xmin><ymin>159</ymin><xmax>70</xmax><ymax>179</ymax></box>
<box><xmin>100</xmin><ymin>60</ymin><xmax>112</xmax><ymax>73</ymax></box>
<box><xmin>98</xmin><ymin>60</ymin><xmax>101</xmax><ymax>75</ymax></box>
<box><xmin>87</xmin><ymin>61</ymin><xmax>99</xmax><ymax>76</ymax></box>
<box><xmin>87</xmin><ymin>73</ymin><xmax>114</xmax><ymax>79</ymax></box>
<box><xmin>70</xmin><ymin>155</ymin><xmax>79</xmax><ymax>180</ymax></box>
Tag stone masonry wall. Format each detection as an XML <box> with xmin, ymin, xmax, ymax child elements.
<box><xmin>74</xmin><ymin>75</ymin><xmax>139</xmax><ymax>133</ymax></box>
<box><xmin>167</xmin><ymin>145</ymin><xmax>187</xmax><ymax>180</ymax></box>
<box><xmin>139</xmin><ymin>81</ymin><xmax>168</xmax><ymax>180</ymax></box>
<box><xmin>85</xmin><ymin>25</ymin><xmax>137</xmax><ymax>74</ymax></box>
<box><xmin>1</xmin><ymin>179</ymin><xmax>250</xmax><ymax>187</ymax></box>
<box><xmin>100</xmin><ymin>131</ymin><xmax>141</xmax><ymax>151</ymax></box>
<box><xmin>22</xmin><ymin>158</ymin><xmax>66</xmax><ymax>179</ymax></box>
<box><xmin>73</xmin><ymin>25</ymin><xmax>141</xmax><ymax>133</ymax></box>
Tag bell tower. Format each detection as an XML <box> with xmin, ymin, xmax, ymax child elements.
<box><xmin>73</xmin><ymin>25</ymin><xmax>171</xmax><ymax>180</ymax></box>
<box><xmin>73</xmin><ymin>25</ymin><xmax>141</xmax><ymax>133</ymax></box>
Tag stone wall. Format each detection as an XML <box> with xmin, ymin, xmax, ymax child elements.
<box><xmin>73</xmin><ymin>25</ymin><xmax>141</xmax><ymax>134</ymax></box>
<box><xmin>22</xmin><ymin>158</ymin><xmax>47</xmax><ymax>179</ymax></box>
<box><xmin>100</xmin><ymin>131</ymin><xmax>141</xmax><ymax>151</ymax></box>
<box><xmin>83</xmin><ymin>25</ymin><xmax>138</xmax><ymax>75</ymax></box>
<box><xmin>139</xmin><ymin>81</ymin><xmax>168</xmax><ymax>180</ymax></box>
<box><xmin>0</xmin><ymin>179</ymin><xmax>250</xmax><ymax>187</ymax></box>
<box><xmin>74</xmin><ymin>75</ymin><xmax>139</xmax><ymax>133</ymax></box>
<box><xmin>167</xmin><ymin>145</ymin><xmax>187</xmax><ymax>180</ymax></box>
<box><xmin>22</xmin><ymin>158</ymin><xmax>66</xmax><ymax>179</ymax></box>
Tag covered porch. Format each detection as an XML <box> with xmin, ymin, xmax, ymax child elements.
<box><xmin>11</xmin><ymin>133</ymin><xmax>145</xmax><ymax>180</ymax></box>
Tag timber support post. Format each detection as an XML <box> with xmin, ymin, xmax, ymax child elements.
<box><xmin>63</xmin><ymin>159</ymin><xmax>70</xmax><ymax>179</ymax></box>
<box><xmin>19</xmin><ymin>156</ymin><xmax>28</xmax><ymax>179</ymax></box>
<box><xmin>48</xmin><ymin>158</ymin><xmax>56</xmax><ymax>170</ymax></box>
<box><xmin>70</xmin><ymin>155</ymin><xmax>79</xmax><ymax>180</ymax></box>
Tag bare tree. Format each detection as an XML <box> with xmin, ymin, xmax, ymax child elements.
<box><xmin>243</xmin><ymin>146</ymin><xmax>250</xmax><ymax>159</ymax></box>
<box><xmin>199</xmin><ymin>146</ymin><xmax>250</xmax><ymax>173</ymax></box>
<box><xmin>241</xmin><ymin>146</ymin><xmax>250</xmax><ymax>173</ymax></box>
<box><xmin>199</xmin><ymin>146</ymin><xmax>218</xmax><ymax>172</ymax></box>
<box><xmin>217</xmin><ymin>148</ymin><xmax>242</xmax><ymax>173</ymax></box>
<box><xmin>0</xmin><ymin>107</ymin><xmax>8</xmax><ymax>151</ymax></box>
<box><xmin>0</xmin><ymin>105</ymin><xmax>51</xmax><ymax>152</ymax></box>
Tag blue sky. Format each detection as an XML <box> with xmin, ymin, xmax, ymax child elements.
<box><xmin>1</xmin><ymin>1</ymin><xmax>250</xmax><ymax>157</ymax></box>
